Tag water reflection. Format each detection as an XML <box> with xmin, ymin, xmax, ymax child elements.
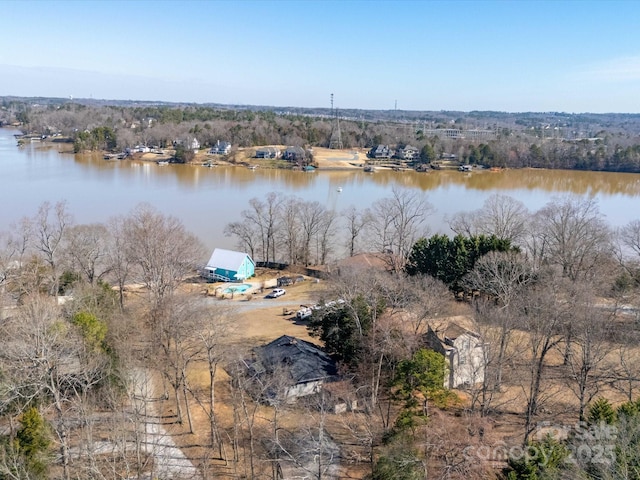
<box><xmin>69</xmin><ymin>154</ymin><xmax>640</xmax><ymax>198</ymax></box>
<box><xmin>2</xmin><ymin>127</ymin><xmax>640</xmax><ymax>252</ymax></box>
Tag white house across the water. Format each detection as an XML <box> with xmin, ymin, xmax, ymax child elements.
<box><xmin>202</xmin><ymin>248</ymin><xmax>255</xmax><ymax>282</ymax></box>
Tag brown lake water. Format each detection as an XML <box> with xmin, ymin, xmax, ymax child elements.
<box><xmin>1</xmin><ymin>127</ymin><xmax>640</xmax><ymax>254</ymax></box>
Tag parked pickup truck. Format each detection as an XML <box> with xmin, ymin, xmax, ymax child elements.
<box><xmin>296</xmin><ymin>306</ymin><xmax>313</xmax><ymax>320</ymax></box>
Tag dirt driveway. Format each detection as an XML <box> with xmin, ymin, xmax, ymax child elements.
<box><xmin>202</xmin><ymin>275</ymin><xmax>329</xmax><ymax>346</ymax></box>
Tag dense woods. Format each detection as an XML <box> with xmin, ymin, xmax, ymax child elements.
<box><xmin>3</xmin><ymin>96</ymin><xmax>640</xmax><ymax>172</ymax></box>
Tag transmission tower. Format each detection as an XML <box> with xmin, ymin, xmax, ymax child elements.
<box><xmin>329</xmin><ymin>93</ymin><xmax>343</xmax><ymax>149</ymax></box>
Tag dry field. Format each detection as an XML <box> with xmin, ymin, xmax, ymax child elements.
<box><xmin>201</xmin><ymin>145</ymin><xmax>367</xmax><ymax>170</ymax></box>
<box><xmin>118</xmin><ymin>272</ymin><xmax>640</xmax><ymax>479</ymax></box>
<box><xmin>199</xmin><ymin>270</ymin><xmax>329</xmax><ymax>346</ymax></box>
<box><xmin>151</xmin><ymin>271</ymin><xmax>337</xmax><ymax>477</ymax></box>
<box><xmin>309</xmin><ymin>147</ymin><xmax>368</xmax><ymax>170</ymax></box>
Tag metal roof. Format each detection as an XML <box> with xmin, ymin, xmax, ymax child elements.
<box><xmin>206</xmin><ymin>248</ymin><xmax>254</xmax><ymax>271</ymax></box>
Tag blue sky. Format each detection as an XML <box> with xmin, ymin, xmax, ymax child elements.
<box><xmin>1</xmin><ymin>0</ymin><xmax>639</xmax><ymax>112</ymax></box>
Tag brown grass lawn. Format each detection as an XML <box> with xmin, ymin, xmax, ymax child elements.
<box><xmin>132</xmin><ymin>272</ymin><xmax>640</xmax><ymax>478</ymax></box>
<box><xmin>201</xmin><ymin>145</ymin><xmax>367</xmax><ymax>170</ymax></box>
<box><xmin>198</xmin><ymin>270</ymin><xmax>329</xmax><ymax>344</ymax></box>
<box><xmin>152</xmin><ymin>271</ymin><xmax>336</xmax><ymax>477</ymax></box>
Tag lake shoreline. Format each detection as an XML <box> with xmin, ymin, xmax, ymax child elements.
<box><xmin>12</xmin><ymin>132</ymin><xmax>478</xmax><ymax>173</ymax></box>
<box><xmin>2</xmin><ymin>126</ymin><xmax>639</xmax><ymax>256</ymax></box>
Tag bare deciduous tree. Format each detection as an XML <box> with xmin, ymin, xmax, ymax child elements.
<box><xmin>463</xmin><ymin>250</ymin><xmax>534</xmax><ymax>309</ymax></box>
<box><xmin>268</xmin><ymin>392</ymin><xmax>339</xmax><ymax>480</ymax></box>
<box><xmin>30</xmin><ymin>201</ymin><xmax>73</xmax><ymax>296</ymax></box>
<box><xmin>620</xmin><ymin>219</ymin><xmax>640</xmax><ymax>259</ymax></box>
<box><xmin>236</xmin><ymin>193</ymin><xmax>282</xmax><ymax>263</ymax></box>
<box><xmin>450</xmin><ymin>194</ymin><xmax>528</xmax><ymax>244</ymax></box>
<box><xmin>322</xmin><ymin>268</ymin><xmax>412</xmax><ymax>414</ymax></box>
<box><xmin>612</xmin><ymin>344</ymin><xmax>640</xmax><ymax>402</ymax></box>
<box><xmin>224</xmin><ymin>219</ymin><xmax>259</xmax><ymax>261</ymax></box>
<box><xmin>561</xmin><ymin>281</ymin><xmax>613</xmax><ymax>421</ymax></box>
<box><xmin>0</xmin><ymin>295</ymin><xmax>110</xmax><ymax>480</ymax></box>
<box><xmin>470</xmin><ymin>302</ymin><xmax>521</xmax><ymax>416</ymax></box>
<box><xmin>462</xmin><ymin>251</ymin><xmax>535</xmax><ymax>403</ymax></box>
<box><xmin>278</xmin><ymin>196</ymin><xmax>301</xmax><ymax>264</ymax></box>
<box><xmin>65</xmin><ymin>223</ymin><xmax>111</xmax><ymax>285</ymax></box>
<box><xmin>448</xmin><ymin>209</ymin><xmax>476</xmax><ymax>238</ymax></box>
<box><xmin>197</xmin><ymin>305</ymin><xmax>235</xmax><ymax>457</ymax></box>
<box><xmin>379</xmin><ymin>273</ymin><xmax>451</xmax><ymax>336</ymax></box>
<box><xmin>317</xmin><ymin>208</ymin><xmax>338</xmax><ymax>265</ymax></box>
<box><xmin>123</xmin><ymin>203</ymin><xmax>205</xmax><ymax>312</ymax></box>
<box><xmin>527</xmin><ymin>196</ymin><xmax>612</xmax><ymax>281</ymax></box>
<box><xmin>368</xmin><ymin>188</ymin><xmax>431</xmax><ymax>272</ymax></box>
<box><xmin>105</xmin><ymin>215</ymin><xmax>131</xmax><ymax>311</ymax></box>
<box><xmin>342</xmin><ymin>205</ymin><xmax>371</xmax><ymax>257</ymax></box>
<box><xmin>528</xmin><ymin>196</ymin><xmax>613</xmax><ymax>365</ymax></box>
<box><xmin>298</xmin><ymin>200</ymin><xmax>325</xmax><ymax>266</ymax></box>
<box><xmin>515</xmin><ymin>276</ymin><xmax>569</xmax><ymax>443</ymax></box>
<box><xmin>153</xmin><ymin>293</ymin><xmax>208</xmax><ymax>433</ymax></box>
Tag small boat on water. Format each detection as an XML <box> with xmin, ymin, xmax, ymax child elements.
<box><xmin>248</xmin><ymin>165</ymin><xmax>258</xmax><ymax>170</ymax></box>
<box><xmin>336</xmin><ymin>187</ymin><xmax>343</xmax><ymax>193</ymax></box>
<box><xmin>363</xmin><ymin>165</ymin><xmax>376</xmax><ymax>173</ymax></box>
<box><xmin>103</xmin><ymin>154</ymin><xmax>117</xmax><ymax>160</ymax></box>
<box><xmin>157</xmin><ymin>160</ymin><xmax>169</xmax><ymax>166</ymax></box>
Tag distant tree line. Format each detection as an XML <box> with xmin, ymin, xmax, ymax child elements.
<box><xmin>3</xmin><ymin>98</ymin><xmax>640</xmax><ymax>172</ymax></box>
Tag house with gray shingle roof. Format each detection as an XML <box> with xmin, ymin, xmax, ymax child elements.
<box><xmin>255</xmin><ymin>146</ymin><xmax>281</xmax><ymax>159</ymax></box>
<box><xmin>245</xmin><ymin>335</ymin><xmax>338</xmax><ymax>402</ymax></box>
<box><xmin>395</xmin><ymin>145</ymin><xmax>420</xmax><ymax>160</ymax></box>
<box><xmin>368</xmin><ymin>145</ymin><xmax>392</xmax><ymax>159</ymax></box>
<box><xmin>210</xmin><ymin>140</ymin><xmax>231</xmax><ymax>155</ymax></box>
<box><xmin>283</xmin><ymin>146</ymin><xmax>307</xmax><ymax>162</ymax></box>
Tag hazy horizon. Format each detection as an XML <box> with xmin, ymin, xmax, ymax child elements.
<box><xmin>5</xmin><ymin>83</ymin><xmax>640</xmax><ymax>117</ymax></box>
<box><xmin>2</xmin><ymin>0</ymin><xmax>640</xmax><ymax>114</ymax></box>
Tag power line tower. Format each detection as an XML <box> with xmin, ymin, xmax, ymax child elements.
<box><xmin>329</xmin><ymin>93</ymin><xmax>343</xmax><ymax>150</ymax></box>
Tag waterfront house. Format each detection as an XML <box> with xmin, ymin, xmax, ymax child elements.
<box><xmin>255</xmin><ymin>146</ymin><xmax>281</xmax><ymax>159</ymax></box>
<box><xmin>368</xmin><ymin>145</ymin><xmax>392</xmax><ymax>159</ymax></box>
<box><xmin>209</xmin><ymin>140</ymin><xmax>231</xmax><ymax>155</ymax></box>
<box><xmin>395</xmin><ymin>145</ymin><xmax>420</xmax><ymax>161</ymax></box>
<box><xmin>283</xmin><ymin>146</ymin><xmax>307</xmax><ymax>162</ymax></box>
<box><xmin>202</xmin><ymin>248</ymin><xmax>255</xmax><ymax>282</ymax></box>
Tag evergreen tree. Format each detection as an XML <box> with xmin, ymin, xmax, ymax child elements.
<box><xmin>588</xmin><ymin>397</ymin><xmax>616</xmax><ymax>425</ymax></box>
<box><xmin>406</xmin><ymin>234</ymin><xmax>513</xmax><ymax>289</ymax></box>
<box><xmin>15</xmin><ymin>407</ymin><xmax>50</xmax><ymax>478</ymax></box>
